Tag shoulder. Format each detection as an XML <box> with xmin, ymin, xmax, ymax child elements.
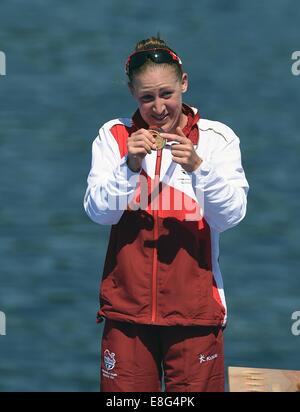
<box><xmin>99</xmin><ymin>117</ymin><xmax>132</xmax><ymax>135</ymax></box>
<box><xmin>94</xmin><ymin>117</ymin><xmax>132</xmax><ymax>146</ymax></box>
<box><xmin>94</xmin><ymin>117</ymin><xmax>132</xmax><ymax>157</ymax></box>
<box><xmin>198</xmin><ymin>118</ymin><xmax>239</xmax><ymax>143</ymax></box>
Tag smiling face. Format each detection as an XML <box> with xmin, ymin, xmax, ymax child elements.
<box><xmin>129</xmin><ymin>65</ymin><xmax>188</xmax><ymax>133</ymax></box>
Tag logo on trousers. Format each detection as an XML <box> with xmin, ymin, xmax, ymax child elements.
<box><xmin>199</xmin><ymin>353</ymin><xmax>218</xmax><ymax>363</ymax></box>
<box><xmin>104</xmin><ymin>349</ymin><xmax>116</xmax><ymax>371</ymax></box>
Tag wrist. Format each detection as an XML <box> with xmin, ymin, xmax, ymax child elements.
<box><xmin>191</xmin><ymin>156</ymin><xmax>203</xmax><ymax>172</ymax></box>
<box><xmin>189</xmin><ymin>156</ymin><xmax>203</xmax><ymax>173</ymax></box>
<box><xmin>126</xmin><ymin>155</ymin><xmax>141</xmax><ymax>173</ymax></box>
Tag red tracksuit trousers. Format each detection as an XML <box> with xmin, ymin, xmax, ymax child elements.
<box><xmin>100</xmin><ymin>319</ymin><xmax>224</xmax><ymax>392</ymax></box>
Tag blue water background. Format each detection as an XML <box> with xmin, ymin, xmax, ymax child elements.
<box><xmin>0</xmin><ymin>0</ymin><xmax>300</xmax><ymax>391</ymax></box>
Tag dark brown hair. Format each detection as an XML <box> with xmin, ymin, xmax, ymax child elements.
<box><xmin>127</xmin><ymin>36</ymin><xmax>183</xmax><ymax>82</ymax></box>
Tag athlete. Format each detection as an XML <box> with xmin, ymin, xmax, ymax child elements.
<box><xmin>84</xmin><ymin>36</ymin><xmax>249</xmax><ymax>392</ymax></box>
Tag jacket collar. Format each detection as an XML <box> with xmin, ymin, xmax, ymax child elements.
<box><xmin>131</xmin><ymin>103</ymin><xmax>200</xmax><ymax>144</ymax></box>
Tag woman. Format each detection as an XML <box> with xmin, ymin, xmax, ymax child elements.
<box><xmin>84</xmin><ymin>36</ymin><xmax>249</xmax><ymax>392</ymax></box>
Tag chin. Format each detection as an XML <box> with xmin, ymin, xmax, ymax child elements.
<box><xmin>164</xmin><ymin>121</ymin><xmax>177</xmax><ymax>133</ymax></box>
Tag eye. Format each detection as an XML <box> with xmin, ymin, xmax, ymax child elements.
<box><xmin>140</xmin><ymin>95</ymin><xmax>153</xmax><ymax>102</ymax></box>
<box><xmin>162</xmin><ymin>91</ymin><xmax>172</xmax><ymax>98</ymax></box>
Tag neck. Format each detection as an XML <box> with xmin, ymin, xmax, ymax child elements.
<box><xmin>169</xmin><ymin>112</ymin><xmax>187</xmax><ymax>133</ymax></box>
<box><xmin>179</xmin><ymin>112</ymin><xmax>188</xmax><ymax>129</ymax></box>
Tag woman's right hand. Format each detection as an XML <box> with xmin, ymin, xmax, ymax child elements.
<box><xmin>126</xmin><ymin>128</ymin><xmax>157</xmax><ymax>172</ymax></box>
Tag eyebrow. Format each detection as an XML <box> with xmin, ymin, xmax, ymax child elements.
<box><xmin>139</xmin><ymin>87</ymin><xmax>173</xmax><ymax>94</ymax></box>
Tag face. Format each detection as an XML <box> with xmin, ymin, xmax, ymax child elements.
<box><xmin>129</xmin><ymin>65</ymin><xmax>188</xmax><ymax>133</ymax></box>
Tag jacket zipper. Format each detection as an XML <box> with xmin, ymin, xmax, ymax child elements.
<box><xmin>151</xmin><ymin>148</ymin><xmax>163</xmax><ymax>323</ymax></box>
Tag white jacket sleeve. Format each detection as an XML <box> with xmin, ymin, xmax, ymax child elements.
<box><xmin>83</xmin><ymin>125</ymin><xmax>140</xmax><ymax>225</ymax></box>
<box><xmin>192</xmin><ymin>125</ymin><xmax>249</xmax><ymax>233</ymax></box>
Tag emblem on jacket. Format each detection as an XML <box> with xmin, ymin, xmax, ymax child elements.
<box><xmin>104</xmin><ymin>349</ymin><xmax>116</xmax><ymax>371</ymax></box>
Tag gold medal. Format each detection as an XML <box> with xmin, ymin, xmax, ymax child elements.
<box><xmin>149</xmin><ymin>128</ymin><xmax>166</xmax><ymax>150</ymax></box>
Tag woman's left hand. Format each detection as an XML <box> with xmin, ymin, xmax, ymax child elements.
<box><xmin>160</xmin><ymin>127</ymin><xmax>203</xmax><ymax>173</ymax></box>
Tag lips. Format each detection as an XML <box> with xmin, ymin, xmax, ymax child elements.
<box><xmin>152</xmin><ymin>114</ymin><xmax>168</xmax><ymax>122</ymax></box>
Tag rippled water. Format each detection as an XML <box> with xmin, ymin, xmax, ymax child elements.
<box><xmin>1</xmin><ymin>0</ymin><xmax>300</xmax><ymax>391</ymax></box>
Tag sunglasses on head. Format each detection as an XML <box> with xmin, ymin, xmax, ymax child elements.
<box><xmin>125</xmin><ymin>48</ymin><xmax>183</xmax><ymax>76</ymax></box>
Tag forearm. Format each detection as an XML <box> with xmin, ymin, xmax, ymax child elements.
<box><xmin>192</xmin><ymin>160</ymin><xmax>248</xmax><ymax>232</ymax></box>
<box><xmin>84</xmin><ymin>156</ymin><xmax>140</xmax><ymax>225</ymax></box>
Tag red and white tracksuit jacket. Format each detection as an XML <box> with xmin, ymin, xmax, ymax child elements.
<box><xmin>84</xmin><ymin>104</ymin><xmax>249</xmax><ymax>328</ymax></box>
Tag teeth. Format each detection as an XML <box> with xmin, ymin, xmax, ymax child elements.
<box><xmin>154</xmin><ymin>115</ymin><xmax>167</xmax><ymax>120</ymax></box>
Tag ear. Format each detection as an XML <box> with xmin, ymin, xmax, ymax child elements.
<box><xmin>181</xmin><ymin>73</ymin><xmax>188</xmax><ymax>94</ymax></box>
<box><xmin>128</xmin><ymin>81</ymin><xmax>135</xmax><ymax>96</ymax></box>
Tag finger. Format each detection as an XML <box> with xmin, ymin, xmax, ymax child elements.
<box><xmin>171</xmin><ymin>149</ymin><xmax>188</xmax><ymax>158</ymax></box>
<box><xmin>129</xmin><ymin>138</ymin><xmax>152</xmax><ymax>153</ymax></box>
<box><xmin>160</xmin><ymin>132</ymin><xmax>187</xmax><ymax>144</ymax></box>
<box><xmin>140</xmin><ymin>129</ymin><xmax>157</xmax><ymax>144</ymax></box>
<box><xmin>176</xmin><ymin>126</ymin><xmax>187</xmax><ymax>138</ymax></box>
<box><xmin>135</xmin><ymin>133</ymin><xmax>156</xmax><ymax>149</ymax></box>
<box><xmin>171</xmin><ymin>143</ymin><xmax>190</xmax><ymax>151</ymax></box>
<box><xmin>145</xmin><ymin>135</ymin><xmax>157</xmax><ymax>150</ymax></box>
<box><xmin>130</xmin><ymin>130</ymin><xmax>155</xmax><ymax>146</ymax></box>
<box><xmin>172</xmin><ymin>155</ymin><xmax>186</xmax><ymax>164</ymax></box>
<box><xmin>129</xmin><ymin>147</ymin><xmax>148</xmax><ymax>156</ymax></box>
<box><xmin>138</xmin><ymin>138</ymin><xmax>156</xmax><ymax>151</ymax></box>
<box><xmin>131</xmin><ymin>134</ymin><xmax>153</xmax><ymax>147</ymax></box>
<box><xmin>134</xmin><ymin>141</ymin><xmax>151</xmax><ymax>154</ymax></box>
<box><xmin>142</xmin><ymin>140</ymin><xmax>153</xmax><ymax>154</ymax></box>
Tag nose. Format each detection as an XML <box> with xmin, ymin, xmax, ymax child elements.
<box><xmin>152</xmin><ymin>98</ymin><xmax>166</xmax><ymax>115</ymax></box>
